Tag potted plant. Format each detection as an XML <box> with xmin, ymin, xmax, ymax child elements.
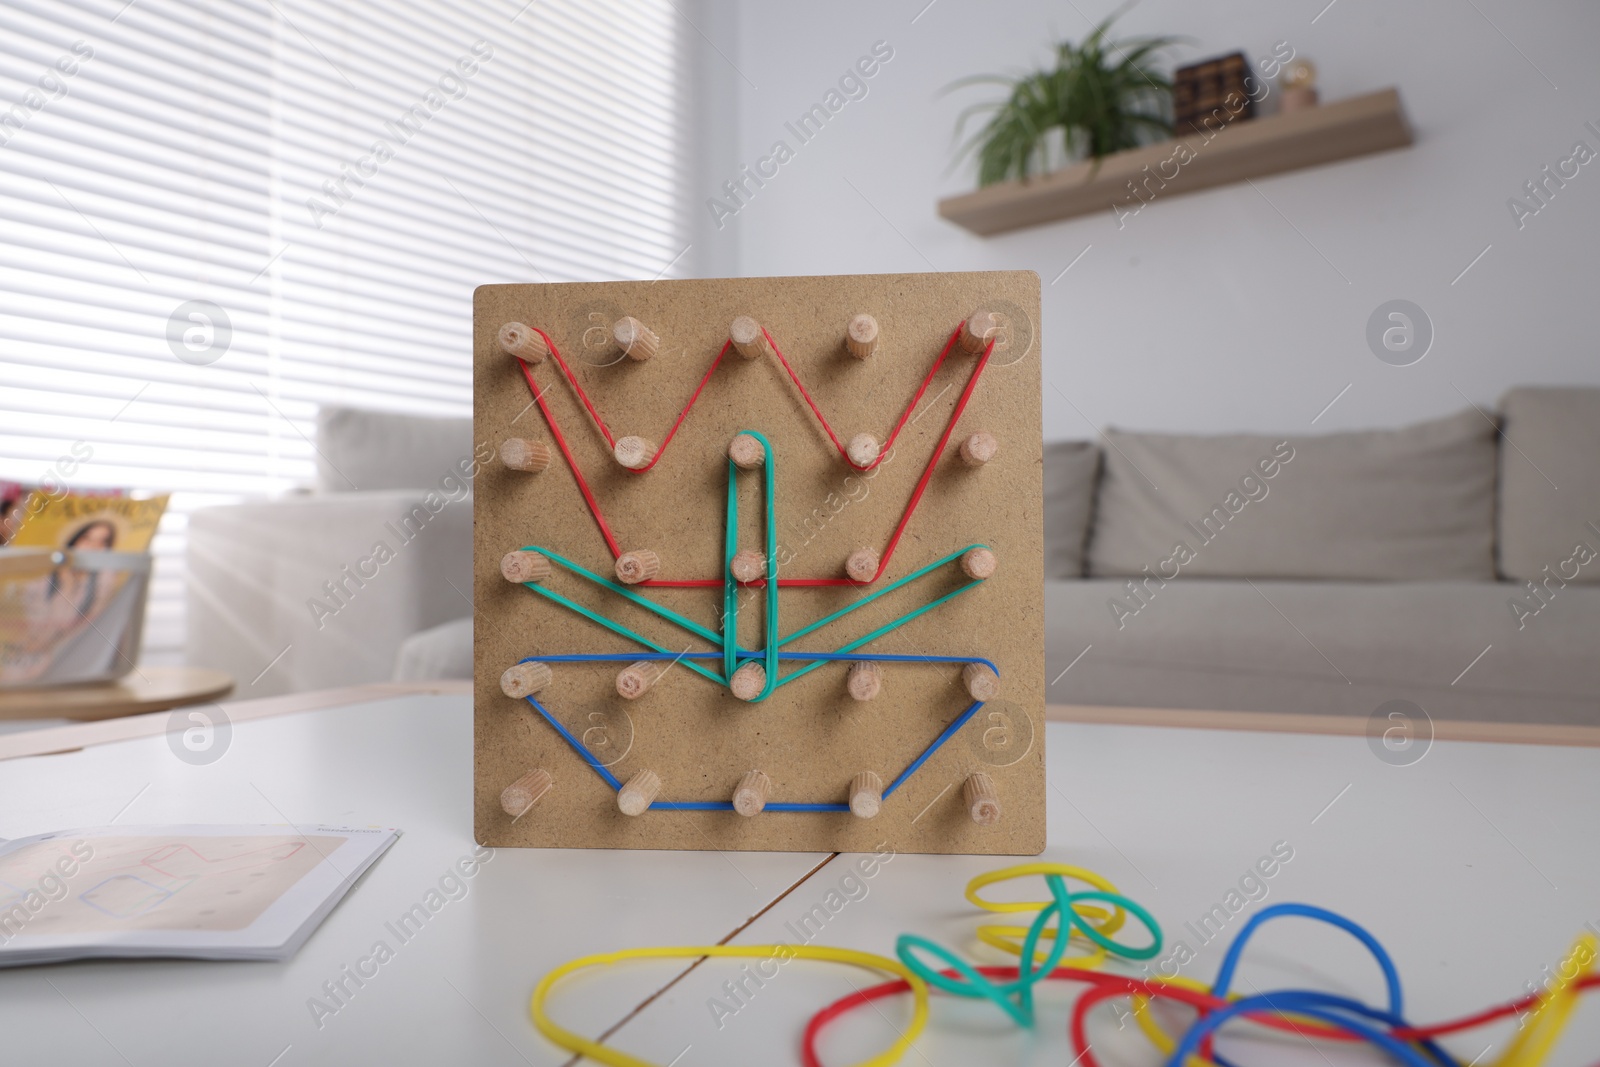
<box><xmin>950</xmin><ymin>13</ymin><xmax>1177</xmax><ymax>186</ymax></box>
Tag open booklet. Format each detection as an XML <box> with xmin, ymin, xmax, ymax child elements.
<box><xmin>0</xmin><ymin>825</ymin><xmax>399</xmax><ymax>967</ymax></box>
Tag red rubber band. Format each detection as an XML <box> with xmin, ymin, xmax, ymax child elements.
<box><xmin>517</xmin><ymin>355</ymin><xmax>622</xmax><ymax>558</ymax></box>
<box><xmin>534</xmin><ymin>327</ymin><xmax>616</xmax><ymax>449</ymax></box>
<box><xmin>800</xmin><ymin>965</ymin><xmax>1600</xmax><ymax>1067</ymax></box>
<box><xmin>758</xmin><ymin>324</ymin><xmax>955</xmax><ymax>472</ymax></box>
<box><xmin>515</xmin><ymin>322</ymin><xmax>993</xmax><ymax>587</ymax></box>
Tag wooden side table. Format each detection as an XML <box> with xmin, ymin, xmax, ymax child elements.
<box><xmin>0</xmin><ymin>666</ymin><xmax>234</xmax><ymax>722</ymax></box>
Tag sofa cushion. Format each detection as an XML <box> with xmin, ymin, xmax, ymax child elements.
<box><xmin>1043</xmin><ymin>440</ymin><xmax>1099</xmax><ymax>579</ymax></box>
<box><xmin>394</xmin><ymin>616</ymin><xmax>472</xmax><ymax>681</ymax></box>
<box><xmin>1046</xmin><ymin>578</ymin><xmax>1600</xmax><ymax>726</ymax></box>
<box><xmin>185</xmin><ymin>490</ymin><xmax>472</xmax><ymax>697</ymax></box>
<box><xmin>1497</xmin><ymin>386</ymin><xmax>1600</xmax><ymax>583</ymax></box>
<box><xmin>1087</xmin><ymin>409</ymin><xmax>1497</xmax><ymax>581</ymax></box>
<box><xmin>316</xmin><ymin>407</ymin><xmax>474</xmax><ymax>492</ymax></box>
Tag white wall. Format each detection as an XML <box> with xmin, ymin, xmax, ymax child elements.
<box><xmin>698</xmin><ymin>0</ymin><xmax>1600</xmax><ymax>439</ymax></box>
<box><xmin>683</xmin><ymin>0</ymin><xmax>743</xmax><ymax>279</ymax></box>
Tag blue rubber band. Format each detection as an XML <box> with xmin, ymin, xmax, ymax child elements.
<box><xmin>883</xmin><ymin>700</ymin><xmax>984</xmax><ymax>798</ymax></box>
<box><xmin>514</xmin><ymin>531</ymin><xmax>991</xmax><ymax>698</ymax></box>
<box><xmin>1196</xmin><ymin>902</ymin><xmax>1457</xmax><ymax>1067</ymax></box>
<box><xmin>1167</xmin><ymin>992</ymin><xmax>1448</xmax><ymax>1067</ymax></box>
<box><xmin>1212</xmin><ymin>903</ymin><xmax>1405</xmax><ymax>1014</ymax></box>
<box><xmin>518</xmin><ymin>652</ymin><xmax>997</xmax><ymax>813</ymax></box>
<box><xmin>523</xmin><ymin>693</ymin><xmax>624</xmax><ymax>791</ymax></box>
<box><xmin>508</xmin><ymin>432</ymin><xmax>1002</xmax><ymax>815</ymax></box>
<box><xmin>521</xmin><ymin>652</ymin><xmax>997</xmax><ymax>671</ymax></box>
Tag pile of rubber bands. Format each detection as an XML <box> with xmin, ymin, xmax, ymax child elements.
<box><xmin>530</xmin><ymin>863</ymin><xmax>1599</xmax><ymax>1066</ymax></box>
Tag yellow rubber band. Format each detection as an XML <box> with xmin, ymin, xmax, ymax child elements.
<box><xmin>964</xmin><ymin>862</ymin><xmax>1128</xmax><ymax>937</ymax></box>
<box><xmin>1494</xmin><ymin>932</ymin><xmax>1595</xmax><ymax>1067</ymax></box>
<box><xmin>530</xmin><ymin>867</ymin><xmax>1591</xmax><ymax>1067</ymax></box>
<box><xmin>530</xmin><ymin>944</ymin><xmax>929</xmax><ymax>1067</ymax></box>
<box><xmin>974</xmin><ymin>923</ymin><xmax>1110</xmax><ymax>970</ymax></box>
<box><xmin>1130</xmin><ymin>974</ymin><xmax>1216</xmax><ymax>1066</ymax></box>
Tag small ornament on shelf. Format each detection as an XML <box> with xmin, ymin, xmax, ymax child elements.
<box><xmin>1279</xmin><ymin>58</ymin><xmax>1319</xmax><ymax>114</ymax></box>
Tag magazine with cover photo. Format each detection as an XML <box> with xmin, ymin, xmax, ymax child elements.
<box><xmin>7</xmin><ymin>490</ymin><xmax>166</xmax><ymax>553</ymax></box>
<box><xmin>0</xmin><ymin>490</ymin><xmax>168</xmax><ymax>686</ymax></box>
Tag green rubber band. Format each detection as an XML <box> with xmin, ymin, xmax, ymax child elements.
<box><xmin>513</xmin><ymin>438</ymin><xmax>993</xmax><ymax>700</ymax></box>
<box><xmin>722</xmin><ymin>459</ymin><xmax>739</xmax><ymax>682</ymax></box>
<box><xmin>521</xmin><ymin>546</ymin><xmax>721</xmax><ymax>646</ymax></box>
<box><xmin>518</xmin><ymin>582</ymin><xmax>727</xmax><ymax>686</ymax></box>
<box><xmin>723</xmin><ymin>430</ymin><xmax>780</xmax><ymax>701</ymax></box>
<box><xmin>519</xmin><ymin>549</ymin><xmax>985</xmax><ymax>695</ymax></box>
<box><xmin>775</xmin><ymin>544</ymin><xmax>989</xmax><ymax>648</ymax></box>
<box><xmin>896</xmin><ymin>934</ymin><xmax>1034</xmax><ymax>1028</ymax></box>
<box><xmin>774</xmin><ymin>575</ymin><xmax>985</xmax><ymax>688</ymax></box>
<box><xmin>760</xmin><ymin>432</ymin><xmax>778</xmax><ymax>698</ymax></box>
<box><xmin>1016</xmin><ymin>876</ymin><xmax>1071</xmax><ymax>1021</ymax></box>
<box><xmin>894</xmin><ymin>875</ymin><xmax>1162</xmax><ymax>1029</ymax></box>
<box><xmin>894</xmin><ymin>878</ymin><xmax>1074</xmax><ymax>1027</ymax></box>
<box><xmin>1062</xmin><ymin>889</ymin><xmax>1163</xmax><ymax>961</ymax></box>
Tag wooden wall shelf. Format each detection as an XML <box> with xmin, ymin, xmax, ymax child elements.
<box><xmin>937</xmin><ymin>88</ymin><xmax>1413</xmax><ymax>236</ymax></box>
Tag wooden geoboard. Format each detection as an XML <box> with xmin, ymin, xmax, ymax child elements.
<box><xmin>472</xmin><ymin>271</ymin><xmax>1043</xmax><ymax>855</ymax></box>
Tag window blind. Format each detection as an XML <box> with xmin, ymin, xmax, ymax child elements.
<box><xmin>0</xmin><ymin>0</ymin><xmax>689</xmax><ymax>663</ymax></box>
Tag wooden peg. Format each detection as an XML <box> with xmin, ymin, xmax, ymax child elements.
<box><xmin>730</xmin><ymin>549</ymin><xmax>766</xmax><ymax>583</ymax></box>
<box><xmin>618</xmin><ymin>769</ymin><xmax>661</xmax><ymax>816</ymax></box>
<box><xmin>614</xmin><ymin>436</ymin><xmax>658</xmax><ymax>470</ymax></box>
<box><xmin>729</xmin><ymin>316</ymin><xmax>770</xmax><ymax>359</ymax></box>
<box><xmin>845</xmin><ymin>547</ymin><xmax>878</xmax><ymax>583</ymax></box>
<box><xmin>500</xmin><ymin>661</ymin><xmax>551</xmax><ymax>699</ymax></box>
<box><xmin>615</xmin><ymin>549</ymin><xmax>660</xmax><ymax>584</ymax></box>
<box><xmin>730</xmin><ymin>662</ymin><xmax>766</xmax><ymax>701</ymax></box>
<box><xmin>616</xmin><ymin>661</ymin><xmax>662</xmax><ymax>700</ymax></box>
<box><xmin>733</xmin><ymin>770</ymin><xmax>772</xmax><ymax>816</ymax></box>
<box><xmin>961</xmin><ymin>547</ymin><xmax>997</xmax><ymax>580</ymax></box>
<box><xmin>499</xmin><ymin>322</ymin><xmax>549</xmax><ymax>363</ymax></box>
<box><xmin>728</xmin><ymin>433</ymin><xmax>766</xmax><ymax>469</ymax></box>
<box><xmin>963</xmin><ymin>662</ymin><xmax>1000</xmax><ymax>701</ymax></box>
<box><xmin>500</xmin><ymin>769</ymin><xmax>553</xmax><ymax>816</ymax></box>
<box><xmin>500</xmin><ymin>437</ymin><xmax>552</xmax><ymax>472</ymax></box>
<box><xmin>501</xmin><ymin>550</ymin><xmax>551</xmax><ymax>584</ymax></box>
<box><xmin>959</xmin><ymin>431</ymin><xmax>997</xmax><ymax>467</ymax></box>
<box><xmin>845</xmin><ymin>314</ymin><xmax>879</xmax><ymax>359</ymax></box>
<box><xmin>611</xmin><ymin>316</ymin><xmax>658</xmax><ymax>361</ymax></box>
<box><xmin>963</xmin><ymin>772</ymin><xmax>1001</xmax><ymax>825</ymax></box>
<box><xmin>847</xmin><ymin>433</ymin><xmax>880</xmax><ymax>467</ymax></box>
<box><xmin>849</xmin><ymin>771</ymin><xmax>883</xmax><ymax>819</ymax></box>
<box><xmin>847</xmin><ymin>661</ymin><xmax>881</xmax><ymax>701</ymax></box>
<box><xmin>960</xmin><ymin>307</ymin><xmax>1005</xmax><ymax>355</ymax></box>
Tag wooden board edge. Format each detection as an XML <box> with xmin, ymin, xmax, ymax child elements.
<box><xmin>472</xmin><ymin>272</ymin><xmax>1046</xmax><ymax>854</ymax></box>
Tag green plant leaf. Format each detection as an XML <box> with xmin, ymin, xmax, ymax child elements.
<box><xmin>946</xmin><ymin>11</ymin><xmax>1184</xmax><ymax>185</ymax></box>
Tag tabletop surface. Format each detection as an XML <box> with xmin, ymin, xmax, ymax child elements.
<box><xmin>0</xmin><ymin>690</ymin><xmax>1596</xmax><ymax>1067</ymax></box>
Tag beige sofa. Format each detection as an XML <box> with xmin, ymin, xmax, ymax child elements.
<box><xmin>185</xmin><ymin>408</ymin><xmax>476</xmax><ymax>697</ymax></box>
<box><xmin>1043</xmin><ymin>388</ymin><xmax>1600</xmax><ymax>726</ymax></box>
<box><xmin>191</xmin><ymin>389</ymin><xmax>1600</xmax><ymax>726</ymax></box>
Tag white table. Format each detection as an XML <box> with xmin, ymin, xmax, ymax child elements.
<box><xmin>1</xmin><ymin>686</ymin><xmax>1596</xmax><ymax>1066</ymax></box>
